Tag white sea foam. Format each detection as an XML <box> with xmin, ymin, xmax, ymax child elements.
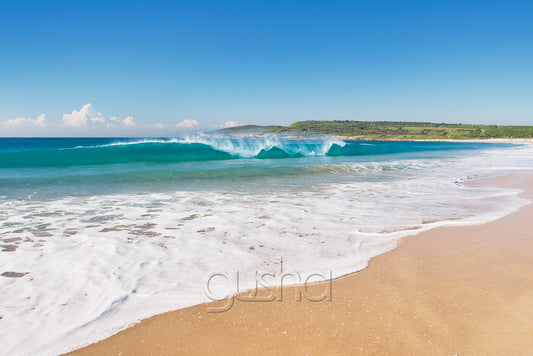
<box><xmin>0</xmin><ymin>143</ymin><xmax>532</xmax><ymax>355</ymax></box>
<box><xmin>67</xmin><ymin>133</ymin><xmax>346</xmax><ymax>158</ymax></box>
<box><xmin>67</xmin><ymin>138</ymin><xmax>183</xmax><ymax>149</ymax></box>
<box><xmin>181</xmin><ymin>133</ymin><xmax>345</xmax><ymax>157</ymax></box>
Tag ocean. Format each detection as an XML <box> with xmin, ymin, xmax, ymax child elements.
<box><xmin>1</xmin><ymin>134</ymin><xmax>532</xmax><ymax>355</ymax></box>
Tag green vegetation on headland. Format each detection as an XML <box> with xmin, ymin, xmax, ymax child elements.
<box><xmin>220</xmin><ymin>121</ymin><xmax>533</xmax><ymax>140</ymax></box>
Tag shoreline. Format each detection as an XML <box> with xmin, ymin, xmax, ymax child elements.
<box><xmin>338</xmin><ymin>136</ymin><xmax>533</xmax><ymax>143</ymax></box>
<box><xmin>69</xmin><ymin>172</ymin><xmax>533</xmax><ymax>355</ymax></box>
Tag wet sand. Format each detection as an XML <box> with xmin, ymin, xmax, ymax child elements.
<box><xmin>70</xmin><ymin>172</ymin><xmax>533</xmax><ymax>355</ymax></box>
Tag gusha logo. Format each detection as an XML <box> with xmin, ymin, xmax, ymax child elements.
<box><xmin>204</xmin><ymin>258</ymin><xmax>332</xmax><ymax>313</ymax></box>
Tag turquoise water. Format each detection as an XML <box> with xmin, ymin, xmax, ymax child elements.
<box><xmin>0</xmin><ymin>136</ymin><xmax>512</xmax><ymax>200</ymax></box>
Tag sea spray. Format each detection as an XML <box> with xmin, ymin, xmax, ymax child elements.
<box><xmin>182</xmin><ymin>132</ymin><xmax>345</xmax><ymax>158</ymax></box>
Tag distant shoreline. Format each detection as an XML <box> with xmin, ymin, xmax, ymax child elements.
<box><xmin>338</xmin><ymin>136</ymin><xmax>533</xmax><ymax>143</ymax></box>
<box><xmin>220</xmin><ymin>120</ymin><xmax>533</xmax><ymax>141</ymax></box>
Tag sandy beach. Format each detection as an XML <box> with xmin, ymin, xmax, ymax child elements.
<box><xmin>68</xmin><ymin>172</ymin><xmax>533</xmax><ymax>355</ymax></box>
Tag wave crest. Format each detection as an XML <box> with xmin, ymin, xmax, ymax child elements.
<box><xmin>0</xmin><ymin>134</ymin><xmax>346</xmax><ymax>168</ymax></box>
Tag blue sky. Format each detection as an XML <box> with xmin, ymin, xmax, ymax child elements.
<box><xmin>1</xmin><ymin>0</ymin><xmax>532</xmax><ymax>136</ymax></box>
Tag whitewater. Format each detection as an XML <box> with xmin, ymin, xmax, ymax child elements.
<box><xmin>0</xmin><ymin>134</ymin><xmax>532</xmax><ymax>355</ymax></box>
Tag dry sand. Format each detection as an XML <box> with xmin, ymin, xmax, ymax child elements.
<box><xmin>70</xmin><ymin>172</ymin><xmax>533</xmax><ymax>355</ymax></box>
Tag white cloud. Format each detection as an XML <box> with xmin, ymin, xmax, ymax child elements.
<box><xmin>34</xmin><ymin>114</ymin><xmax>46</xmax><ymax>127</ymax></box>
<box><xmin>91</xmin><ymin>116</ymin><xmax>106</xmax><ymax>124</ymax></box>
<box><xmin>61</xmin><ymin>103</ymin><xmax>135</xmax><ymax>130</ymax></box>
<box><xmin>123</xmin><ymin>116</ymin><xmax>136</xmax><ymax>127</ymax></box>
<box><xmin>62</xmin><ymin>103</ymin><xmax>93</xmax><ymax>127</ymax></box>
<box><xmin>176</xmin><ymin>119</ymin><xmax>199</xmax><ymax>129</ymax></box>
<box><xmin>150</xmin><ymin>123</ymin><xmax>166</xmax><ymax>129</ymax></box>
<box><xmin>1</xmin><ymin>113</ymin><xmax>47</xmax><ymax>129</ymax></box>
<box><xmin>224</xmin><ymin>121</ymin><xmax>239</xmax><ymax>128</ymax></box>
<box><xmin>1</xmin><ymin>104</ymin><xmax>210</xmax><ymax>136</ymax></box>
